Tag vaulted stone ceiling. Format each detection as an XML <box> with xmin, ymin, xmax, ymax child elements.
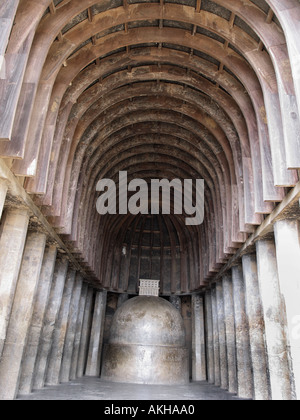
<box><xmin>1</xmin><ymin>0</ymin><xmax>299</xmax><ymax>294</ymax></box>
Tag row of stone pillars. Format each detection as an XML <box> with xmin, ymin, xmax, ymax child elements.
<box><xmin>0</xmin><ymin>197</ymin><xmax>107</xmax><ymax>400</ymax></box>
<box><xmin>193</xmin><ymin>219</ymin><xmax>300</xmax><ymax>400</ymax></box>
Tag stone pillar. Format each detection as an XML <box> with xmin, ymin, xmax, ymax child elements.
<box><xmin>256</xmin><ymin>239</ymin><xmax>293</xmax><ymax>400</ymax></box>
<box><xmin>242</xmin><ymin>253</ymin><xmax>270</xmax><ymax>400</ymax></box>
<box><xmin>0</xmin><ymin>208</ymin><xmax>29</xmax><ymax>357</ymax></box>
<box><xmin>204</xmin><ymin>289</ymin><xmax>214</xmax><ymax>384</ymax></box>
<box><xmin>117</xmin><ymin>293</ymin><xmax>129</xmax><ymax>308</ymax></box>
<box><xmin>191</xmin><ymin>294</ymin><xmax>207</xmax><ymax>381</ymax></box>
<box><xmin>69</xmin><ymin>283</ymin><xmax>89</xmax><ymax>380</ymax></box>
<box><xmin>222</xmin><ymin>274</ymin><xmax>238</xmax><ymax>395</ymax></box>
<box><xmin>211</xmin><ymin>284</ymin><xmax>220</xmax><ymax>387</ymax></box>
<box><xmin>274</xmin><ymin>219</ymin><xmax>300</xmax><ymax>400</ymax></box>
<box><xmin>0</xmin><ymin>179</ymin><xmax>7</xmax><ymax>219</ymax></box>
<box><xmin>18</xmin><ymin>245</ymin><xmax>58</xmax><ymax>395</ymax></box>
<box><xmin>85</xmin><ymin>290</ymin><xmax>107</xmax><ymax>377</ymax></box>
<box><xmin>45</xmin><ymin>269</ymin><xmax>75</xmax><ymax>386</ymax></box>
<box><xmin>60</xmin><ymin>274</ymin><xmax>83</xmax><ymax>383</ymax></box>
<box><xmin>77</xmin><ymin>287</ymin><xmax>94</xmax><ymax>377</ymax></box>
<box><xmin>169</xmin><ymin>295</ymin><xmax>182</xmax><ymax>312</ymax></box>
<box><xmin>216</xmin><ymin>282</ymin><xmax>228</xmax><ymax>390</ymax></box>
<box><xmin>0</xmin><ymin>231</ymin><xmax>46</xmax><ymax>400</ymax></box>
<box><xmin>232</xmin><ymin>265</ymin><xmax>253</xmax><ymax>399</ymax></box>
<box><xmin>32</xmin><ymin>257</ymin><xmax>69</xmax><ymax>390</ymax></box>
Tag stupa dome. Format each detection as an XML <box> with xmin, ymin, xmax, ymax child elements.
<box><xmin>109</xmin><ymin>296</ymin><xmax>186</xmax><ymax>347</ymax></box>
<box><xmin>101</xmin><ymin>296</ymin><xmax>189</xmax><ymax>385</ymax></box>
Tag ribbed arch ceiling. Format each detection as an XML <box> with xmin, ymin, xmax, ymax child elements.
<box><xmin>1</xmin><ymin>0</ymin><xmax>299</xmax><ymax>294</ymax></box>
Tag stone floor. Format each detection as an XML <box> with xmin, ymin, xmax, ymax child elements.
<box><xmin>17</xmin><ymin>377</ymin><xmax>247</xmax><ymax>400</ymax></box>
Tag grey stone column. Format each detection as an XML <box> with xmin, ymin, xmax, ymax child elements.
<box><xmin>242</xmin><ymin>253</ymin><xmax>270</xmax><ymax>400</ymax></box>
<box><xmin>274</xmin><ymin>219</ymin><xmax>300</xmax><ymax>400</ymax></box>
<box><xmin>232</xmin><ymin>264</ymin><xmax>253</xmax><ymax>399</ymax></box>
<box><xmin>85</xmin><ymin>290</ymin><xmax>107</xmax><ymax>377</ymax></box>
<box><xmin>60</xmin><ymin>274</ymin><xmax>83</xmax><ymax>383</ymax></box>
<box><xmin>0</xmin><ymin>208</ymin><xmax>29</xmax><ymax>357</ymax></box>
<box><xmin>45</xmin><ymin>269</ymin><xmax>75</xmax><ymax>386</ymax></box>
<box><xmin>191</xmin><ymin>294</ymin><xmax>207</xmax><ymax>381</ymax></box>
<box><xmin>32</xmin><ymin>257</ymin><xmax>69</xmax><ymax>389</ymax></box>
<box><xmin>0</xmin><ymin>231</ymin><xmax>46</xmax><ymax>400</ymax></box>
<box><xmin>18</xmin><ymin>245</ymin><xmax>58</xmax><ymax>395</ymax></box>
<box><xmin>169</xmin><ymin>295</ymin><xmax>182</xmax><ymax>312</ymax></box>
<box><xmin>256</xmin><ymin>239</ymin><xmax>292</xmax><ymax>400</ymax></box>
<box><xmin>69</xmin><ymin>283</ymin><xmax>89</xmax><ymax>380</ymax></box>
<box><xmin>77</xmin><ymin>287</ymin><xmax>94</xmax><ymax>377</ymax></box>
<box><xmin>0</xmin><ymin>179</ymin><xmax>7</xmax><ymax>219</ymax></box>
<box><xmin>117</xmin><ymin>293</ymin><xmax>129</xmax><ymax>308</ymax></box>
<box><xmin>216</xmin><ymin>282</ymin><xmax>228</xmax><ymax>390</ymax></box>
<box><xmin>222</xmin><ymin>274</ymin><xmax>238</xmax><ymax>395</ymax></box>
<box><xmin>204</xmin><ymin>289</ymin><xmax>214</xmax><ymax>384</ymax></box>
<box><xmin>211</xmin><ymin>284</ymin><xmax>220</xmax><ymax>387</ymax></box>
